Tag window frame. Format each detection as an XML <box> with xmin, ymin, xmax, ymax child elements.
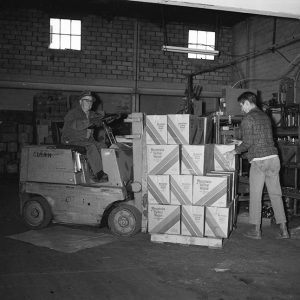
<box><xmin>188</xmin><ymin>30</ymin><xmax>216</xmax><ymax>60</ymax></box>
<box><xmin>49</xmin><ymin>18</ymin><xmax>81</xmax><ymax>51</ymax></box>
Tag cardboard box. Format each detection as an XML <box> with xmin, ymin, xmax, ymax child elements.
<box><xmin>181</xmin><ymin>205</ymin><xmax>205</xmax><ymax>237</ymax></box>
<box><xmin>206</xmin><ymin>172</ymin><xmax>232</xmax><ymax>202</ymax></box>
<box><xmin>147</xmin><ymin>145</ymin><xmax>180</xmax><ymax>175</ymax></box>
<box><xmin>148</xmin><ymin>204</ymin><xmax>181</xmax><ymax>235</ymax></box>
<box><xmin>0</xmin><ymin>143</ymin><xmax>6</xmax><ymax>152</ymax></box>
<box><xmin>193</xmin><ymin>117</ymin><xmax>213</xmax><ymax>145</ymax></box>
<box><xmin>7</xmin><ymin>142</ymin><xmax>18</xmax><ymax>152</ymax></box>
<box><xmin>147</xmin><ymin>175</ymin><xmax>170</xmax><ymax>205</ymax></box>
<box><xmin>214</xmin><ymin>144</ymin><xmax>237</xmax><ymax>171</ymax></box>
<box><xmin>146</xmin><ymin>115</ymin><xmax>168</xmax><ymax>145</ymax></box>
<box><xmin>181</xmin><ymin>144</ymin><xmax>214</xmax><ymax>175</ymax></box>
<box><xmin>167</xmin><ymin>114</ymin><xmax>198</xmax><ymax>145</ymax></box>
<box><xmin>209</xmin><ymin>170</ymin><xmax>238</xmax><ymax>201</ymax></box>
<box><xmin>193</xmin><ymin>176</ymin><xmax>229</xmax><ymax>207</ymax></box>
<box><xmin>0</xmin><ymin>133</ymin><xmax>18</xmax><ymax>142</ymax></box>
<box><xmin>204</xmin><ymin>202</ymin><xmax>233</xmax><ymax>238</ymax></box>
<box><xmin>18</xmin><ymin>132</ymin><xmax>30</xmax><ymax>144</ymax></box>
<box><xmin>170</xmin><ymin>175</ymin><xmax>193</xmax><ymax>205</ymax></box>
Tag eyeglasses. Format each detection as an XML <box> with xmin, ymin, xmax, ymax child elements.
<box><xmin>82</xmin><ymin>98</ymin><xmax>93</xmax><ymax>102</ymax></box>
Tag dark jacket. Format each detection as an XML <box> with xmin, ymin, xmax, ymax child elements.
<box><xmin>61</xmin><ymin>105</ymin><xmax>97</xmax><ymax>143</ymax></box>
<box><xmin>235</xmin><ymin>107</ymin><xmax>278</xmax><ymax>162</ymax></box>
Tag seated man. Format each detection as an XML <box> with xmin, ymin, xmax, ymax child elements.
<box><xmin>61</xmin><ymin>90</ymin><xmax>107</xmax><ymax>181</ymax></box>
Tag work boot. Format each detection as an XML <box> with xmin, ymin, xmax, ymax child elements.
<box><xmin>244</xmin><ymin>225</ymin><xmax>262</xmax><ymax>240</ymax></box>
<box><xmin>277</xmin><ymin>223</ymin><xmax>290</xmax><ymax>239</ymax></box>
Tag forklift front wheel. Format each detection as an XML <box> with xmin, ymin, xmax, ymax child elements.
<box><xmin>23</xmin><ymin>196</ymin><xmax>52</xmax><ymax>229</ymax></box>
<box><xmin>108</xmin><ymin>204</ymin><xmax>141</xmax><ymax>236</ymax></box>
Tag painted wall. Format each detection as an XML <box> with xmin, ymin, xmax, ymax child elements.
<box><xmin>232</xmin><ymin>16</ymin><xmax>300</xmax><ymax>103</ymax></box>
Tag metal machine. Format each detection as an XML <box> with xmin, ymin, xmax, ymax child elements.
<box><xmin>19</xmin><ymin>116</ymin><xmax>142</xmax><ymax>236</ymax></box>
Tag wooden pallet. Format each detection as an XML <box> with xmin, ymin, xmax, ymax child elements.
<box><xmin>150</xmin><ymin>233</ymin><xmax>224</xmax><ymax>248</ymax></box>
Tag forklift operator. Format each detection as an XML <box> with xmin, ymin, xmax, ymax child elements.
<box><xmin>61</xmin><ymin>90</ymin><xmax>107</xmax><ymax>181</ymax></box>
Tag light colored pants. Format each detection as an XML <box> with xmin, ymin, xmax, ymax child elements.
<box><xmin>249</xmin><ymin>156</ymin><xmax>286</xmax><ymax>225</ymax></box>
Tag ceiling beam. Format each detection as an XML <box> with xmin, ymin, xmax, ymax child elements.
<box><xmin>128</xmin><ymin>0</ymin><xmax>300</xmax><ymax>19</ymax></box>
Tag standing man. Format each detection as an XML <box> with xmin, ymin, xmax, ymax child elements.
<box><xmin>61</xmin><ymin>90</ymin><xmax>107</xmax><ymax>181</ymax></box>
<box><xmin>226</xmin><ymin>91</ymin><xmax>289</xmax><ymax>239</ymax></box>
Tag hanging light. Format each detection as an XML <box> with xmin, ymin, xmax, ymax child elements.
<box><xmin>161</xmin><ymin>45</ymin><xmax>219</xmax><ymax>56</ymax></box>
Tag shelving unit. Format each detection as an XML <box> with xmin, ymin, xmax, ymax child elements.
<box><xmin>267</xmin><ymin>103</ymin><xmax>300</xmax><ymax>216</ymax></box>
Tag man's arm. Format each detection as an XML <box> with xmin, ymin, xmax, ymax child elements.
<box><xmin>224</xmin><ymin>116</ymin><xmax>254</xmax><ymax>160</ymax></box>
<box><xmin>235</xmin><ymin>116</ymin><xmax>254</xmax><ymax>155</ymax></box>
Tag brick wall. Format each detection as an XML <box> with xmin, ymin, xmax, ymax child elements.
<box><xmin>232</xmin><ymin>16</ymin><xmax>300</xmax><ymax>102</ymax></box>
<box><xmin>0</xmin><ymin>7</ymin><xmax>233</xmax><ymax>96</ymax></box>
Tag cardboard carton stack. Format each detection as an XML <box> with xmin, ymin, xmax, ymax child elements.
<box><xmin>146</xmin><ymin>114</ymin><xmax>238</xmax><ymax>245</ymax></box>
<box><xmin>0</xmin><ymin>121</ymin><xmax>33</xmax><ymax>176</ymax></box>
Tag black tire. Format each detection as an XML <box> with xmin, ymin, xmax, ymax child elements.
<box><xmin>108</xmin><ymin>204</ymin><xmax>141</xmax><ymax>236</ymax></box>
<box><xmin>23</xmin><ymin>196</ymin><xmax>52</xmax><ymax>229</ymax></box>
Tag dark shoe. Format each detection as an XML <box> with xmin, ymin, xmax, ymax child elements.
<box><xmin>244</xmin><ymin>229</ymin><xmax>262</xmax><ymax>239</ymax></box>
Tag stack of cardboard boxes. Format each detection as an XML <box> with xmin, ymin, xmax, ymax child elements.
<box><xmin>0</xmin><ymin>122</ymin><xmax>33</xmax><ymax>175</ymax></box>
<box><xmin>146</xmin><ymin>114</ymin><xmax>238</xmax><ymax>244</ymax></box>
<box><xmin>34</xmin><ymin>92</ymin><xmax>69</xmax><ymax>144</ymax></box>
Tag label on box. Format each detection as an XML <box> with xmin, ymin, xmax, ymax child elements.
<box><xmin>148</xmin><ymin>175</ymin><xmax>170</xmax><ymax>204</ymax></box>
<box><xmin>193</xmin><ymin>176</ymin><xmax>228</xmax><ymax>207</ymax></box>
<box><xmin>146</xmin><ymin>115</ymin><xmax>168</xmax><ymax>144</ymax></box>
<box><xmin>148</xmin><ymin>204</ymin><xmax>180</xmax><ymax>234</ymax></box>
<box><xmin>147</xmin><ymin>145</ymin><xmax>180</xmax><ymax>175</ymax></box>
<box><xmin>181</xmin><ymin>145</ymin><xmax>206</xmax><ymax>175</ymax></box>
<box><xmin>204</xmin><ymin>202</ymin><xmax>233</xmax><ymax>238</ymax></box>
<box><xmin>181</xmin><ymin>205</ymin><xmax>204</xmax><ymax>237</ymax></box>
<box><xmin>214</xmin><ymin>144</ymin><xmax>237</xmax><ymax>171</ymax></box>
<box><xmin>167</xmin><ymin>114</ymin><xmax>196</xmax><ymax>145</ymax></box>
<box><xmin>170</xmin><ymin>175</ymin><xmax>193</xmax><ymax>205</ymax></box>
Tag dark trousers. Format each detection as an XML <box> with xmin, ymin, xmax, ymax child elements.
<box><xmin>67</xmin><ymin>138</ymin><xmax>105</xmax><ymax>176</ymax></box>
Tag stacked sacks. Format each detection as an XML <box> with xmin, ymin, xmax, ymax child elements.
<box><xmin>146</xmin><ymin>114</ymin><xmax>237</xmax><ymax>240</ymax></box>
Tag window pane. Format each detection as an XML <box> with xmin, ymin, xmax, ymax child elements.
<box><xmin>198</xmin><ymin>31</ymin><xmax>206</xmax><ymax>45</ymax></box>
<box><xmin>50</xmin><ymin>18</ymin><xmax>60</xmax><ymax>34</ymax></box>
<box><xmin>61</xmin><ymin>34</ymin><xmax>70</xmax><ymax>49</ymax></box>
<box><xmin>188</xmin><ymin>53</ymin><xmax>196</xmax><ymax>59</ymax></box>
<box><xmin>61</xmin><ymin>19</ymin><xmax>71</xmax><ymax>34</ymax></box>
<box><xmin>71</xmin><ymin>20</ymin><xmax>81</xmax><ymax>35</ymax></box>
<box><xmin>207</xmin><ymin>32</ymin><xmax>215</xmax><ymax>48</ymax></box>
<box><xmin>71</xmin><ymin>36</ymin><xmax>81</xmax><ymax>50</ymax></box>
<box><xmin>206</xmin><ymin>55</ymin><xmax>214</xmax><ymax>60</ymax></box>
<box><xmin>197</xmin><ymin>43</ymin><xmax>206</xmax><ymax>50</ymax></box>
<box><xmin>49</xmin><ymin>34</ymin><xmax>60</xmax><ymax>49</ymax></box>
<box><xmin>188</xmin><ymin>30</ymin><xmax>197</xmax><ymax>44</ymax></box>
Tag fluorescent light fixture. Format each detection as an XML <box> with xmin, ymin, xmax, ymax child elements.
<box><xmin>161</xmin><ymin>45</ymin><xmax>219</xmax><ymax>56</ymax></box>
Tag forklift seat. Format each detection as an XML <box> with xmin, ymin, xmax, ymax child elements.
<box><xmin>54</xmin><ymin>144</ymin><xmax>87</xmax><ymax>154</ymax></box>
<box><xmin>51</xmin><ymin>121</ymin><xmax>87</xmax><ymax>154</ymax></box>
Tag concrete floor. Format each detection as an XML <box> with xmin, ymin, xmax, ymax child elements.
<box><xmin>1</xmin><ymin>177</ymin><xmax>300</xmax><ymax>300</ymax></box>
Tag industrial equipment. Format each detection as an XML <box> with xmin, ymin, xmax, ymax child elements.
<box><xmin>19</xmin><ymin>115</ymin><xmax>142</xmax><ymax>236</ymax></box>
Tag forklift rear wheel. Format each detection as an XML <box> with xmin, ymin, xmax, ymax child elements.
<box><xmin>23</xmin><ymin>196</ymin><xmax>52</xmax><ymax>229</ymax></box>
<box><xmin>108</xmin><ymin>204</ymin><xmax>141</xmax><ymax>236</ymax></box>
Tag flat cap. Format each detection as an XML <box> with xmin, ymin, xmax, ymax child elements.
<box><xmin>79</xmin><ymin>90</ymin><xmax>95</xmax><ymax>102</ymax></box>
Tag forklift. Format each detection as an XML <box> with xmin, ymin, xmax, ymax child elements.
<box><xmin>19</xmin><ymin>114</ymin><xmax>142</xmax><ymax>236</ymax></box>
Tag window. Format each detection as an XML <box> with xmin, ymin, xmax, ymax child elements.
<box><xmin>49</xmin><ymin>18</ymin><xmax>81</xmax><ymax>50</ymax></box>
<box><xmin>188</xmin><ymin>30</ymin><xmax>215</xmax><ymax>60</ymax></box>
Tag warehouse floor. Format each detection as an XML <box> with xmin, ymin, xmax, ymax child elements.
<box><xmin>1</xmin><ymin>177</ymin><xmax>300</xmax><ymax>300</ymax></box>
